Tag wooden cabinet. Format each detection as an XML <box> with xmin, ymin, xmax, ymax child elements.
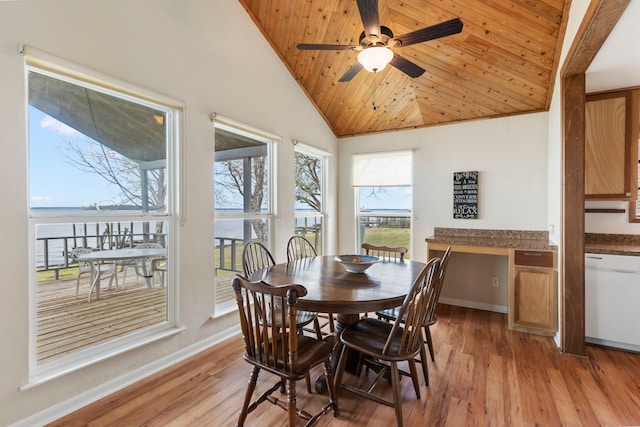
<box><xmin>585</xmin><ymin>90</ymin><xmax>639</xmax><ymax>200</ymax></box>
<box><xmin>509</xmin><ymin>250</ymin><xmax>557</xmax><ymax>336</ymax></box>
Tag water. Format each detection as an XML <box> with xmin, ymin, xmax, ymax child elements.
<box><xmin>36</xmin><ymin>221</ymin><xmax>164</xmax><ymax>267</ymax></box>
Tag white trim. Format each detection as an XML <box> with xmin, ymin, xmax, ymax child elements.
<box><xmin>12</xmin><ymin>327</ymin><xmax>241</xmax><ymax>427</ymax></box>
<box><xmin>211</xmin><ymin>113</ymin><xmax>281</xmax><ymax>143</ymax></box>
<box><xmin>23</xmin><ymin>45</ymin><xmax>183</xmax><ymax>109</ymax></box>
<box><xmin>212</xmin><ymin>118</ymin><xmax>278</xmax><ymax>311</ymax></box>
<box><xmin>438</xmin><ymin>297</ymin><xmax>508</xmax><ymax>314</ymax></box>
<box><xmin>26</xmin><ymin>57</ymin><xmax>182</xmax><ymax>380</ymax></box>
<box><xmin>21</xmin><ymin>324</ymin><xmax>186</xmax><ymax>391</ymax></box>
<box><xmin>293</xmin><ymin>146</ymin><xmax>328</xmax><ymax>254</ymax></box>
<box><xmin>292</xmin><ymin>140</ymin><xmax>332</xmax><ymax>157</ymax></box>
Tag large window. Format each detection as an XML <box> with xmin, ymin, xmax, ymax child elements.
<box><xmin>27</xmin><ymin>59</ymin><xmax>179</xmax><ymax>380</ymax></box>
<box><xmin>294</xmin><ymin>145</ymin><xmax>328</xmax><ymax>255</ymax></box>
<box><xmin>353</xmin><ymin>151</ymin><xmax>413</xmax><ymax>257</ymax></box>
<box><xmin>213</xmin><ymin>119</ymin><xmax>275</xmax><ymax>311</ymax></box>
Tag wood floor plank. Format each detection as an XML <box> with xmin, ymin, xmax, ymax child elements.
<box><xmin>47</xmin><ymin>305</ymin><xmax>640</xmax><ymax>427</ymax></box>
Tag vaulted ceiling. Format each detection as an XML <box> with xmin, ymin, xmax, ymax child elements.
<box><xmin>237</xmin><ymin>0</ymin><xmax>570</xmax><ymax>137</ymax></box>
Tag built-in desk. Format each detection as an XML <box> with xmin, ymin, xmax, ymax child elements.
<box><xmin>426</xmin><ymin>228</ymin><xmax>558</xmax><ymax>336</ymax></box>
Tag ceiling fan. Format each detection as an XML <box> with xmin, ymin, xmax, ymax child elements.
<box><xmin>296</xmin><ymin>0</ymin><xmax>463</xmax><ymax>82</ymax></box>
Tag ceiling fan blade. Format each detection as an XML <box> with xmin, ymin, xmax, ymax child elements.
<box><xmin>394</xmin><ymin>18</ymin><xmax>463</xmax><ymax>47</ymax></box>
<box><xmin>339</xmin><ymin>62</ymin><xmax>364</xmax><ymax>82</ymax></box>
<box><xmin>389</xmin><ymin>55</ymin><xmax>425</xmax><ymax>78</ymax></box>
<box><xmin>357</xmin><ymin>0</ymin><xmax>380</xmax><ymax>37</ymax></box>
<box><xmin>297</xmin><ymin>43</ymin><xmax>356</xmax><ymax>51</ymax></box>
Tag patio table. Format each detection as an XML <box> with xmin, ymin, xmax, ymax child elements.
<box><xmin>77</xmin><ymin>248</ymin><xmax>167</xmax><ymax>301</ymax></box>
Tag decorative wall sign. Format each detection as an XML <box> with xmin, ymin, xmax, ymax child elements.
<box><xmin>453</xmin><ymin>171</ymin><xmax>478</xmax><ymax>219</ymax></box>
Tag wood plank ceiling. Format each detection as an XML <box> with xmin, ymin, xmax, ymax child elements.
<box><xmin>237</xmin><ymin>0</ymin><xmax>570</xmax><ymax>137</ymax></box>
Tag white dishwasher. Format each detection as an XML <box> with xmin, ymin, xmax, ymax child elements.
<box><xmin>585</xmin><ymin>253</ymin><xmax>640</xmax><ymax>352</ymax></box>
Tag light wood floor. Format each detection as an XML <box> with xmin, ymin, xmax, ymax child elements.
<box><xmin>47</xmin><ymin>304</ymin><xmax>640</xmax><ymax>426</ymax></box>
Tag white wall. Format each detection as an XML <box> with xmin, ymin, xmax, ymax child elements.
<box><xmin>0</xmin><ymin>1</ymin><xmax>337</xmax><ymax>425</ymax></box>
<box><xmin>337</xmin><ymin>113</ymin><xmax>550</xmax><ymax>262</ymax></box>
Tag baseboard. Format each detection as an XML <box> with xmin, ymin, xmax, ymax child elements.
<box><xmin>11</xmin><ymin>325</ymin><xmax>241</xmax><ymax>427</ymax></box>
<box><xmin>439</xmin><ymin>297</ymin><xmax>507</xmax><ymax>314</ymax></box>
<box><xmin>586</xmin><ymin>337</ymin><xmax>640</xmax><ymax>353</ymax></box>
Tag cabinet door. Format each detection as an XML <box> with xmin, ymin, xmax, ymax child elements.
<box><xmin>511</xmin><ymin>267</ymin><xmax>557</xmax><ymax>335</ymax></box>
<box><xmin>585</xmin><ymin>91</ymin><xmax>633</xmax><ymax>199</ymax></box>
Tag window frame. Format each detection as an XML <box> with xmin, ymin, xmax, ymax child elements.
<box><xmin>352</xmin><ymin>150</ymin><xmax>413</xmax><ymax>256</ymax></box>
<box><xmin>294</xmin><ymin>143</ymin><xmax>329</xmax><ymax>255</ymax></box>
<box><xmin>25</xmin><ymin>56</ymin><xmax>183</xmax><ymax>388</ymax></box>
<box><xmin>213</xmin><ymin>118</ymin><xmax>277</xmax><ymax>314</ymax></box>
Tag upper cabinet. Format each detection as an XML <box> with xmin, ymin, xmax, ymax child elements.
<box><xmin>585</xmin><ymin>89</ymin><xmax>639</xmax><ymax>200</ymax></box>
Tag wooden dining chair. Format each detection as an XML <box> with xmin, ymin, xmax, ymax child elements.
<box><xmin>375</xmin><ymin>246</ymin><xmax>452</xmax><ymax>384</ymax></box>
<box><xmin>286</xmin><ymin>235</ymin><xmax>318</xmax><ymax>262</ymax></box>
<box><xmin>361</xmin><ymin>243</ymin><xmax>407</xmax><ymax>262</ymax></box>
<box><xmin>232</xmin><ymin>275</ymin><xmax>339</xmax><ymax>426</ymax></box>
<box><xmin>334</xmin><ymin>257</ymin><xmax>441</xmax><ymax>427</ymax></box>
<box><xmin>243</xmin><ymin>241</ymin><xmax>323</xmax><ymax>340</ymax></box>
<box><xmin>286</xmin><ymin>235</ymin><xmax>335</xmax><ymax>334</ymax></box>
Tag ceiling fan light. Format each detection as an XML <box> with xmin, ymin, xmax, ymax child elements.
<box><xmin>358</xmin><ymin>47</ymin><xmax>394</xmax><ymax>73</ymax></box>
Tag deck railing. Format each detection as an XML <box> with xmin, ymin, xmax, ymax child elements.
<box><xmin>37</xmin><ymin>224</ymin><xmax>326</xmax><ymax>280</ymax></box>
<box><xmin>37</xmin><ymin>230</ymin><xmax>166</xmax><ymax>279</ymax></box>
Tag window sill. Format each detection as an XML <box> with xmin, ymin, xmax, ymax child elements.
<box><xmin>22</xmin><ymin>323</ymin><xmax>185</xmax><ymax>391</ymax></box>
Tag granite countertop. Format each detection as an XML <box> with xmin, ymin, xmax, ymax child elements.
<box><xmin>585</xmin><ymin>233</ymin><xmax>640</xmax><ymax>256</ymax></box>
<box><xmin>426</xmin><ymin>228</ymin><xmax>558</xmax><ymax>251</ymax></box>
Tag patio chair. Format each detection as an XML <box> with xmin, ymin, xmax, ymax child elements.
<box><xmin>334</xmin><ymin>257</ymin><xmax>441</xmax><ymax>427</ymax></box>
<box><xmin>232</xmin><ymin>275</ymin><xmax>339</xmax><ymax>426</ymax></box>
<box><xmin>71</xmin><ymin>247</ymin><xmax>118</xmax><ymax>298</ymax></box>
<box><xmin>121</xmin><ymin>242</ymin><xmax>164</xmax><ymax>287</ymax></box>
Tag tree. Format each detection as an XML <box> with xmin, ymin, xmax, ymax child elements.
<box><xmin>63</xmin><ymin>138</ymin><xmax>166</xmax><ymax>211</ymax></box>
<box><xmin>63</xmin><ymin>137</ymin><xmax>167</xmax><ymax>242</ymax></box>
<box><xmin>214</xmin><ymin>156</ymin><xmax>268</xmax><ymax>242</ymax></box>
<box><xmin>294</xmin><ymin>152</ymin><xmax>321</xmax><ymax>212</ymax></box>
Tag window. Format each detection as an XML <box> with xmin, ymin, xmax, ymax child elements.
<box><xmin>213</xmin><ymin>119</ymin><xmax>275</xmax><ymax>311</ymax></box>
<box><xmin>294</xmin><ymin>145</ymin><xmax>328</xmax><ymax>255</ymax></box>
<box><xmin>27</xmin><ymin>59</ymin><xmax>180</xmax><ymax>380</ymax></box>
<box><xmin>353</xmin><ymin>151</ymin><xmax>412</xmax><ymax>257</ymax></box>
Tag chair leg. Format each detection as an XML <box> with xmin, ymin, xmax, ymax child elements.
<box><xmin>328</xmin><ymin>313</ymin><xmax>335</xmax><ymax>333</ymax></box>
<box><xmin>323</xmin><ymin>359</ymin><xmax>340</xmax><ymax>417</ymax></box>
<box><xmin>424</xmin><ymin>325</ymin><xmax>435</xmax><ymax>361</ymax></box>
<box><xmin>390</xmin><ymin>362</ymin><xmax>405</xmax><ymax>427</ymax></box>
<box><xmin>287</xmin><ymin>378</ymin><xmax>296</xmax><ymax>427</ymax></box>
<box><xmin>408</xmin><ymin>358</ymin><xmax>421</xmax><ymax>399</ymax></box>
<box><xmin>313</xmin><ymin>317</ymin><xmax>323</xmax><ymax>340</ymax></box>
<box><xmin>419</xmin><ymin>344</ymin><xmax>429</xmax><ymax>387</ymax></box>
<box><xmin>334</xmin><ymin>344</ymin><xmax>350</xmax><ymax>391</ymax></box>
<box><xmin>305</xmin><ymin>373</ymin><xmax>312</xmax><ymax>393</ymax></box>
<box><xmin>237</xmin><ymin>366</ymin><xmax>260</xmax><ymax>427</ymax></box>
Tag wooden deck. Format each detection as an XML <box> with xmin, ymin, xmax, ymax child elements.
<box><xmin>37</xmin><ymin>274</ymin><xmax>166</xmax><ymax>364</ymax></box>
<box><xmin>37</xmin><ymin>271</ymin><xmax>238</xmax><ymax>364</ymax></box>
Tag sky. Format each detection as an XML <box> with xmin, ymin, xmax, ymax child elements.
<box><xmin>358</xmin><ymin>187</ymin><xmax>412</xmax><ymax>211</ymax></box>
<box><xmin>29</xmin><ymin>107</ymin><xmax>124</xmax><ymax>208</ymax></box>
<box><xmin>30</xmin><ymin>106</ymin><xmax>412</xmax><ymax>211</ymax></box>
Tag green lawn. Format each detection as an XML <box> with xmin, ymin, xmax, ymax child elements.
<box><xmin>215</xmin><ymin>226</ymin><xmax>411</xmax><ymax>275</ymax></box>
<box><xmin>360</xmin><ymin>226</ymin><xmax>411</xmax><ymax>258</ymax></box>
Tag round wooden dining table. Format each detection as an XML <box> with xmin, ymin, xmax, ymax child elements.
<box><xmin>258</xmin><ymin>255</ymin><xmax>427</xmax><ymax>331</ymax></box>
<box><xmin>257</xmin><ymin>255</ymin><xmax>427</xmax><ymax>392</ymax></box>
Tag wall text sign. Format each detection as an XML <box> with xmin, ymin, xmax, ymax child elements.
<box><xmin>453</xmin><ymin>171</ymin><xmax>478</xmax><ymax>219</ymax></box>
